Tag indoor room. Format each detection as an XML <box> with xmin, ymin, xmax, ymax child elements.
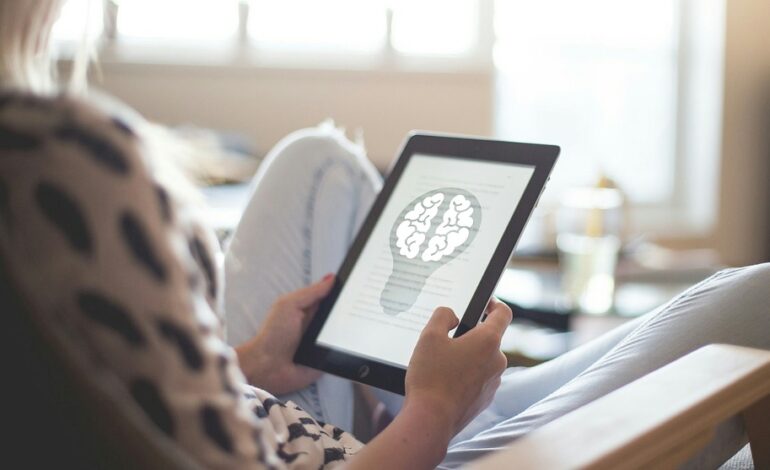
<box><xmin>2</xmin><ymin>0</ymin><xmax>769</xmax><ymax>468</ymax></box>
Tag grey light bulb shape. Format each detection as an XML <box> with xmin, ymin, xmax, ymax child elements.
<box><xmin>380</xmin><ymin>187</ymin><xmax>481</xmax><ymax>316</ymax></box>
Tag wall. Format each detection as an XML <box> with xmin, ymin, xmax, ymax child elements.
<box><xmin>715</xmin><ymin>0</ymin><xmax>770</xmax><ymax>265</ymax></box>
<box><xmin>97</xmin><ymin>63</ymin><xmax>493</xmax><ymax>170</ymax></box>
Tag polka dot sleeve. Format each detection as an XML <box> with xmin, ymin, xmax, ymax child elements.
<box><xmin>0</xmin><ymin>92</ymin><xmax>362</xmax><ymax>469</ymax></box>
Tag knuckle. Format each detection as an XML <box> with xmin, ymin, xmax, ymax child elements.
<box><xmin>435</xmin><ymin>306</ymin><xmax>456</xmax><ymax>318</ymax></box>
<box><xmin>494</xmin><ymin>301</ymin><xmax>512</xmax><ymax>316</ymax></box>
<box><xmin>419</xmin><ymin>328</ymin><xmax>440</xmax><ymax>343</ymax></box>
<box><xmin>420</xmin><ymin>327</ymin><xmax>436</xmax><ymax>339</ymax></box>
<box><xmin>498</xmin><ymin>301</ymin><xmax>512</xmax><ymax>313</ymax></box>
<box><xmin>496</xmin><ymin>352</ymin><xmax>508</xmax><ymax>372</ymax></box>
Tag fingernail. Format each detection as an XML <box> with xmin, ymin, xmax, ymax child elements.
<box><xmin>322</xmin><ymin>273</ymin><xmax>334</xmax><ymax>282</ymax></box>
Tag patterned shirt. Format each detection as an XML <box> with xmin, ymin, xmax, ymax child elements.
<box><xmin>0</xmin><ymin>90</ymin><xmax>363</xmax><ymax>469</ymax></box>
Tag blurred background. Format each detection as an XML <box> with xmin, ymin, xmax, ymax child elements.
<box><xmin>54</xmin><ymin>0</ymin><xmax>770</xmax><ymax>358</ymax></box>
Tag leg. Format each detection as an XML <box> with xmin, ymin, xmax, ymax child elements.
<box><xmin>224</xmin><ymin>123</ymin><xmax>382</xmax><ymax>430</ymax></box>
<box><xmin>441</xmin><ymin>264</ymin><xmax>770</xmax><ymax>468</ymax></box>
<box><xmin>451</xmin><ymin>313</ymin><xmax>644</xmax><ymax>444</ymax></box>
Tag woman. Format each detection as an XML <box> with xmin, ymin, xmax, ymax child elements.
<box><xmin>1</xmin><ymin>1</ymin><xmax>768</xmax><ymax>469</ymax></box>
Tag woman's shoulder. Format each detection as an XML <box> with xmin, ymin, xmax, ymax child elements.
<box><xmin>0</xmin><ymin>89</ymin><xmax>161</xmax><ymax>223</ymax></box>
<box><xmin>0</xmin><ymin>88</ymin><xmax>224</xmax><ymax>319</ymax></box>
<box><xmin>0</xmin><ymin>88</ymin><xmax>138</xmax><ymax>130</ymax></box>
<box><xmin>0</xmin><ymin>89</ymin><xmax>141</xmax><ymax>167</ymax></box>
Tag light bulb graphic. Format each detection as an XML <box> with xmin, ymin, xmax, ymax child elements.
<box><xmin>380</xmin><ymin>187</ymin><xmax>481</xmax><ymax>315</ymax></box>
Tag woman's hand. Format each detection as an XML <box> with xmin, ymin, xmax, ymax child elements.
<box><xmin>405</xmin><ymin>298</ymin><xmax>512</xmax><ymax>439</ymax></box>
<box><xmin>347</xmin><ymin>299</ymin><xmax>512</xmax><ymax>470</ymax></box>
<box><xmin>235</xmin><ymin>274</ymin><xmax>334</xmax><ymax>395</ymax></box>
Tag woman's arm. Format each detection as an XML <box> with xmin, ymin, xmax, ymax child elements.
<box><xmin>348</xmin><ymin>300</ymin><xmax>512</xmax><ymax>469</ymax></box>
<box><xmin>234</xmin><ymin>280</ymin><xmax>511</xmax><ymax>467</ymax></box>
<box><xmin>348</xmin><ymin>398</ymin><xmax>455</xmax><ymax>469</ymax></box>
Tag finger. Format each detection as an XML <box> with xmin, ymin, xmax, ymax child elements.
<box><xmin>483</xmin><ymin>296</ymin><xmax>499</xmax><ymax>315</ymax></box>
<box><xmin>300</xmin><ymin>300</ymin><xmax>322</xmax><ymax>329</ymax></box>
<box><xmin>425</xmin><ymin>307</ymin><xmax>459</xmax><ymax>333</ymax></box>
<box><xmin>480</xmin><ymin>296</ymin><xmax>499</xmax><ymax>321</ymax></box>
<box><xmin>479</xmin><ymin>300</ymin><xmax>512</xmax><ymax>340</ymax></box>
<box><xmin>291</xmin><ymin>274</ymin><xmax>335</xmax><ymax>309</ymax></box>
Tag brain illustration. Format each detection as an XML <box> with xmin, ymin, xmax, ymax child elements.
<box><xmin>395</xmin><ymin>192</ymin><xmax>476</xmax><ymax>262</ymax></box>
<box><xmin>380</xmin><ymin>188</ymin><xmax>481</xmax><ymax>316</ymax></box>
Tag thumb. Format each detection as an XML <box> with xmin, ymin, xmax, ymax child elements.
<box><xmin>292</xmin><ymin>274</ymin><xmax>335</xmax><ymax>308</ymax></box>
<box><xmin>426</xmin><ymin>307</ymin><xmax>460</xmax><ymax>334</ymax></box>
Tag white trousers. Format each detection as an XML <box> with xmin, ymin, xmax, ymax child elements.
<box><xmin>224</xmin><ymin>125</ymin><xmax>770</xmax><ymax>468</ymax></box>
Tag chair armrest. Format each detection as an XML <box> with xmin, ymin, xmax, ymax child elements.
<box><xmin>469</xmin><ymin>344</ymin><xmax>770</xmax><ymax>470</ymax></box>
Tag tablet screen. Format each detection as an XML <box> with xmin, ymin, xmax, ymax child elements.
<box><xmin>316</xmin><ymin>154</ymin><xmax>536</xmax><ymax>368</ymax></box>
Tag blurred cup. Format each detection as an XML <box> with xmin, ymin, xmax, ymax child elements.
<box><xmin>557</xmin><ymin>184</ymin><xmax>623</xmax><ymax>315</ymax></box>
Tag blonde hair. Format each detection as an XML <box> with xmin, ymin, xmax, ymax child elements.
<box><xmin>0</xmin><ymin>0</ymin><xmax>93</xmax><ymax>93</ymax></box>
<box><xmin>0</xmin><ymin>0</ymin><xmax>228</xmax><ymax>202</ymax></box>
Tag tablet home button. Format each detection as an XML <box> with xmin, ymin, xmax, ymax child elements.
<box><xmin>358</xmin><ymin>365</ymin><xmax>370</xmax><ymax>378</ymax></box>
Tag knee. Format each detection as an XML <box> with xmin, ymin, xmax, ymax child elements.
<box><xmin>717</xmin><ymin>263</ymin><xmax>770</xmax><ymax>288</ymax></box>
<box><xmin>736</xmin><ymin>262</ymin><xmax>770</xmax><ymax>297</ymax></box>
<box><xmin>746</xmin><ymin>262</ymin><xmax>770</xmax><ymax>280</ymax></box>
<box><xmin>705</xmin><ymin>263</ymin><xmax>770</xmax><ymax>310</ymax></box>
<box><xmin>264</xmin><ymin>123</ymin><xmax>375</xmax><ymax>179</ymax></box>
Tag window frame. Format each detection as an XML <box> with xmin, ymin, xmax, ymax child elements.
<box><xmin>637</xmin><ymin>0</ymin><xmax>724</xmax><ymax>237</ymax></box>
<box><xmin>75</xmin><ymin>0</ymin><xmax>494</xmax><ymax>73</ymax></box>
<box><xmin>493</xmin><ymin>0</ymin><xmax>724</xmax><ymax>238</ymax></box>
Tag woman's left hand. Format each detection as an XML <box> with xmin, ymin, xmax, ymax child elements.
<box><xmin>236</xmin><ymin>274</ymin><xmax>335</xmax><ymax>394</ymax></box>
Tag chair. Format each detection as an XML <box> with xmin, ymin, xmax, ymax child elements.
<box><xmin>4</xmin><ymin>257</ymin><xmax>769</xmax><ymax>469</ymax></box>
<box><xmin>471</xmin><ymin>344</ymin><xmax>770</xmax><ymax>469</ymax></box>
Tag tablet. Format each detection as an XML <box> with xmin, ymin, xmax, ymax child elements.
<box><xmin>295</xmin><ymin>133</ymin><xmax>559</xmax><ymax>394</ymax></box>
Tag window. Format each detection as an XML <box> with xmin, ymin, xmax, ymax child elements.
<box><xmin>249</xmin><ymin>0</ymin><xmax>483</xmax><ymax>58</ymax></box>
<box><xmin>53</xmin><ymin>0</ymin><xmax>724</xmax><ymax>235</ymax></box>
<box><xmin>117</xmin><ymin>0</ymin><xmax>239</xmax><ymax>43</ymax></box>
<box><xmin>390</xmin><ymin>0</ymin><xmax>480</xmax><ymax>56</ymax></box>
<box><xmin>494</xmin><ymin>0</ymin><xmax>724</xmax><ymax>235</ymax></box>
<box><xmin>495</xmin><ymin>0</ymin><xmax>679</xmax><ymax>205</ymax></box>
<box><xmin>54</xmin><ymin>0</ymin><xmax>486</xmax><ymax>62</ymax></box>
<box><xmin>51</xmin><ymin>0</ymin><xmax>103</xmax><ymax>43</ymax></box>
<box><xmin>249</xmin><ymin>0</ymin><xmax>385</xmax><ymax>54</ymax></box>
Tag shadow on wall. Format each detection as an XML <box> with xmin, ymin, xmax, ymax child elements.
<box><xmin>95</xmin><ymin>64</ymin><xmax>494</xmax><ymax>171</ymax></box>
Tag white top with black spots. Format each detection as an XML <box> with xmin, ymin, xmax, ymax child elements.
<box><xmin>0</xmin><ymin>91</ymin><xmax>362</xmax><ymax>469</ymax></box>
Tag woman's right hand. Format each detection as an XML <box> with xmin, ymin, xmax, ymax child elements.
<box><xmin>404</xmin><ymin>298</ymin><xmax>512</xmax><ymax>439</ymax></box>
<box><xmin>347</xmin><ymin>299</ymin><xmax>511</xmax><ymax>470</ymax></box>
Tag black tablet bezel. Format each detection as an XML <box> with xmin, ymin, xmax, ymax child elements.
<box><xmin>294</xmin><ymin>132</ymin><xmax>559</xmax><ymax>394</ymax></box>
